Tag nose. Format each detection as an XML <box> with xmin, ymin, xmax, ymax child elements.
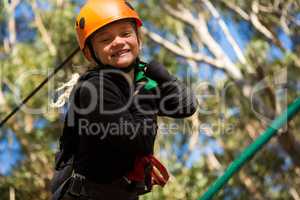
<box><xmin>111</xmin><ymin>36</ymin><xmax>125</xmax><ymax>48</ymax></box>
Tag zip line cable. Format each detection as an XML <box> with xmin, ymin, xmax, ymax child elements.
<box><xmin>198</xmin><ymin>96</ymin><xmax>300</xmax><ymax>200</ymax></box>
<box><xmin>0</xmin><ymin>47</ymin><xmax>80</xmax><ymax>128</ymax></box>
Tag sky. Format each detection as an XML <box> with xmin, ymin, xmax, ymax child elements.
<box><xmin>0</xmin><ymin>129</ymin><xmax>23</xmax><ymax>175</ymax></box>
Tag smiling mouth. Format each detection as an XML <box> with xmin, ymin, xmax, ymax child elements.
<box><xmin>112</xmin><ymin>49</ymin><xmax>130</xmax><ymax>57</ymax></box>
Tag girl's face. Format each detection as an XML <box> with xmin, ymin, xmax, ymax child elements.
<box><xmin>91</xmin><ymin>20</ymin><xmax>140</xmax><ymax>68</ymax></box>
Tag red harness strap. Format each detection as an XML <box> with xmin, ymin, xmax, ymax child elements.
<box><xmin>126</xmin><ymin>155</ymin><xmax>169</xmax><ymax>187</ymax></box>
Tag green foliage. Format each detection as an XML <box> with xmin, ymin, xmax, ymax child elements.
<box><xmin>1</xmin><ymin>0</ymin><xmax>300</xmax><ymax>199</ymax></box>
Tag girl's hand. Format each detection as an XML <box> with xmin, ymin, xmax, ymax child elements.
<box><xmin>145</xmin><ymin>60</ymin><xmax>176</xmax><ymax>84</ymax></box>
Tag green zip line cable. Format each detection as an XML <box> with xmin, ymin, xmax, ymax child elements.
<box><xmin>198</xmin><ymin>96</ymin><xmax>300</xmax><ymax>200</ymax></box>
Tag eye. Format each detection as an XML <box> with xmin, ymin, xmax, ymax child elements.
<box><xmin>100</xmin><ymin>38</ymin><xmax>112</xmax><ymax>43</ymax></box>
<box><xmin>121</xmin><ymin>31</ymin><xmax>132</xmax><ymax>37</ymax></box>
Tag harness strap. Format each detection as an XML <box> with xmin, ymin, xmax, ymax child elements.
<box><xmin>126</xmin><ymin>155</ymin><xmax>169</xmax><ymax>187</ymax></box>
<box><xmin>149</xmin><ymin>155</ymin><xmax>169</xmax><ymax>186</ymax></box>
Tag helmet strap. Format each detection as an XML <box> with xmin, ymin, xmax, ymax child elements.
<box><xmin>86</xmin><ymin>39</ymin><xmax>103</xmax><ymax>66</ymax></box>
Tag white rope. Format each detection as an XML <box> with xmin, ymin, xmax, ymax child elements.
<box><xmin>51</xmin><ymin>73</ymin><xmax>80</xmax><ymax>108</ymax></box>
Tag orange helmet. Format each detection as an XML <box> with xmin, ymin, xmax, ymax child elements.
<box><xmin>75</xmin><ymin>0</ymin><xmax>142</xmax><ymax>61</ymax></box>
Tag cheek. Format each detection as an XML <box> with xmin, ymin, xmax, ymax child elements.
<box><xmin>95</xmin><ymin>46</ymin><xmax>109</xmax><ymax>60</ymax></box>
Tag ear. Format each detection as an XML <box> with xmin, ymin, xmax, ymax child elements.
<box><xmin>83</xmin><ymin>47</ymin><xmax>96</xmax><ymax>63</ymax></box>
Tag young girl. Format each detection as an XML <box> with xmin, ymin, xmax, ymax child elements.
<box><xmin>52</xmin><ymin>1</ymin><xmax>197</xmax><ymax>200</ymax></box>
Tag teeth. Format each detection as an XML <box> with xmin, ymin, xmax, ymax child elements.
<box><xmin>114</xmin><ymin>50</ymin><xmax>128</xmax><ymax>57</ymax></box>
<box><xmin>118</xmin><ymin>50</ymin><xmax>127</xmax><ymax>55</ymax></box>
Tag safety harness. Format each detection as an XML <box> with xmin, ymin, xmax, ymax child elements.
<box><xmin>51</xmin><ymin>61</ymin><xmax>169</xmax><ymax>199</ymax></box>
<box><xmin>127</xmin><ymin>61</ymin><xmax>169</xmax><ymax>192</ymax></box>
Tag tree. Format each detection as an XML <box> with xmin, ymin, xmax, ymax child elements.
<box><xmin>0</xmin><ymin>0</ymin><xmax>299</xmax><ymax>199</ymax></box>
<box><xmin>0</xmin><ymin>1</ymin><xmax>83</xmax><ymax>199</ymax></box>
<box><xmin>137</xmin><ymin>0</ymin><xmax>300</xmax><ymax>199</ymax></box>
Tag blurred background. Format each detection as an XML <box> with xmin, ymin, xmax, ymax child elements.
<box><xmin>0</xmin><ymin>0</ymin><xmax>300</xmax><ymax>199</ymax></box>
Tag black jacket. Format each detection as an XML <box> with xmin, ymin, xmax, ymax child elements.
<box><xmin>62</xmin><ymin>62</ymin><xmax>197</xmax><ymax>184</ymax></box>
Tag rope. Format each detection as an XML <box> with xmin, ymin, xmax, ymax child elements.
<box><xmin>0</xmin><ymin>47</ymin><xmax>80</xmax><ymax>128</ymax></box>
<box><xmin>198</xmin><ymin>96</ymin><xmax>300</xmax><ymax>200</ymax></box>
